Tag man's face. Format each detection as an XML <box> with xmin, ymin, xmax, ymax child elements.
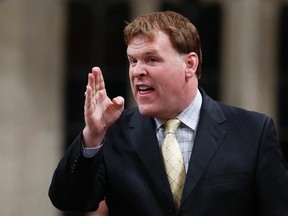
<box><xmin>127</xmin><ymin>31</ymin><xmax>197</xmax><ymax>120</ymax></box>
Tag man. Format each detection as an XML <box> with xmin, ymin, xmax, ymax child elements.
<box><xmin>49</xmin><ymin>11</ymin><xmax>288</xmax><ymax>216</ymax></box>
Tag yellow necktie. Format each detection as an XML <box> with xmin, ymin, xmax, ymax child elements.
<box><xmin>161</xmin><ymin>119</ymin><xmax>186</xmax><ymax>210</ymax></box>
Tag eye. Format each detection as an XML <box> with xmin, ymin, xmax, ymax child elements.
<box><xmin>147</xmin><ymin>57</ymin><xmax>158</xmax><ymax>63</ymax></box>
<box><xmin>129</xmin><ymin>58</ymin><xmax>137</xmax><ymax>65</ymax></box>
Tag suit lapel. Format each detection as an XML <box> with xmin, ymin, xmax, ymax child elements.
<box><xmin>182</xmin><ymin>91</ymin><xmax>227</xmax><ymax>203</ymax></box>
<box><xmin>129</xmin><ymin>111</ymin><xmax>173</xmax><ymax>202</ymax></box>
<box><xmin>126</xmin><ymin>91</ymin><xmax>228</xmax><ymax>206</ymax></box>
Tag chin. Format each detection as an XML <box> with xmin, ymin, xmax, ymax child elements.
<box><xmin>138</xmin><ymin>106</ymin><xmax>157</xmax><ymax>117</ymax></box>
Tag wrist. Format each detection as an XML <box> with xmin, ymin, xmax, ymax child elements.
<box><xmin>82</xmin><ymin>127</ymin><xmax>105</xmax><ymax>148</ymax></box>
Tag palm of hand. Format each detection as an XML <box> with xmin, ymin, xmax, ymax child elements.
<box><xmin>83</xmin><ymin>67</ymin><xmax>124</xmax><ymax>147</ymax></box>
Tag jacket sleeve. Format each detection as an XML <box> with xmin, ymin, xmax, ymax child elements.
<box><xmin>48</xmin><ymin>133</ymin><xmax>106</xmax><ymax>212</ymax></box>
<box><xmin>256</xmin><ymin>116</ymin><xmax>288</xmax><ymax>215</ymax></box>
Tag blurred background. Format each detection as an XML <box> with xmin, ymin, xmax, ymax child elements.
<box><xmin>0</xmin><ymin>0</ymin><xmax>287</xmax><ymax>215</ymax></box>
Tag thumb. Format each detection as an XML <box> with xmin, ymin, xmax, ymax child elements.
<box><xmin>112</xmin><ymin>96</ymin><xmax>125</xmax><ymax>112</ymax></box>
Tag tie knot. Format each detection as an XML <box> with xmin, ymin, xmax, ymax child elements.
<box><xmin>165</xmin><ymin>119</ymin><xmax>181</xmax><ymax>134</ymax></box>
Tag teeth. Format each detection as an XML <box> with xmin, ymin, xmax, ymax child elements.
<box><xmin>138</xmin><ymin>86</ymin><xmax>151</xmax><ymax>91</ymax></box>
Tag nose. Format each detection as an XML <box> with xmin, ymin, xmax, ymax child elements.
<box><xmin>130</xmin><ymin>62</ymin><xmax>147</xmax><ymax>78</ymax></box>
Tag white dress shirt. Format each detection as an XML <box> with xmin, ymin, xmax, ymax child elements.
<box><xmin>154</xmin><ymin>89</ymin><xmax>202</xmax><ymax>172</ymax></box>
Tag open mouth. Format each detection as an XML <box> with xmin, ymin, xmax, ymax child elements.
<box><xmin>137</xmin><ymin>85</ymin><xmax>154</xmax><ymax>93</ymax></box>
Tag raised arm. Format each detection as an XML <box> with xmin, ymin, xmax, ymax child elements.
<box><xmin>49</xmin><ymin>67</ymin><xmax>125</xmax><ymax>211</ymax></box>
<box><xmin>83</xmin><ymin>67</ymin><xmax>125</xmax><ymax>147</ymax></box>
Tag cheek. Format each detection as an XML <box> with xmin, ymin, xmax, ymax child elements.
<box><xmin>128</xmin><ymin>71</ymin><xmax>134</xmax><ymax>87</ymax></box>
<box><xmin>160</xmin><ymin>72</ymin><xmax>184</xmax><ymax>89</ymax></box>
<box><xmin>128</xmin><ymin>69</ymin><xmax>133</xmax><ymax>80</ymax></box>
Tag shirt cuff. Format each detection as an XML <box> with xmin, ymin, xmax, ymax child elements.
<box><xmin>82</xmin><ymin>142</ymin><xmax>103</xmax><ymax>158</ymax></box>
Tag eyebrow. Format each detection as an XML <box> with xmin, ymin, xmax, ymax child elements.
<box><xmin>127</xmin><ymin>50</ymin><xmax>159</xmax><ymax>58</ymax></box>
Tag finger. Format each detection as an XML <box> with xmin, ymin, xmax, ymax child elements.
<box><xmin>84</xmin><ymin>85</ymin><xmax>93</xmax><ymax>109</ymax></box>
<box><xmin>84</xmin><ymin>73</ymin><xmax>95</xmax><ymax>115</ymax></box>
<box><xmin>112</xmin><ymin>96</ymin><xmax>125</xmax><ymax>112</ymax></box>
<box><xmin>92</xmin><ymin>67</ymin><xmax>105</xmax><ymax>92</ymax></box>
<box><xmin>88</xmin><ymin>72</ymin><xmax>96</xmax><ymax>94</ymax></box>
<box><xmin>86</xmin><ymin>71</ymin><xmax>95</xmax><ymax>98</ymax></box>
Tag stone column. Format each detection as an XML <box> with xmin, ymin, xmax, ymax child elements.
<box><xmin>220</xmin><ymin>0</ymin><xmax>280</xmax><ymax>119</ymax></box>
<box><xmin>0</xmin><ymin>0</ymin><xmax>65</xmax><ymax>215</ymax></box>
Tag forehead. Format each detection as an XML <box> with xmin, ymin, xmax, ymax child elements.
<box><xmin>126</xmin><ymin>31</ymin><xmax>173</xmax><ymax>56</ymax></box>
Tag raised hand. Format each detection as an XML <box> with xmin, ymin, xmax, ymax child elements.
<box><xmin>83</xmin><ymin>67</ymin><xmax>124</xmax><ymax>147</ymax></box>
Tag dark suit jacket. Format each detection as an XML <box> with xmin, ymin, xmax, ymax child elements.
<box><xmin>49</xmin><ymin>89</ymin><xmax>288</xmax><ymax>216</ymax></box>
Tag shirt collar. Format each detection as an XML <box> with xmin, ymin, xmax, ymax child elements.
<box><xmin>154</xmin><ymin>88</ymin><xmax>202</xmax><ymax>131</ymax></box>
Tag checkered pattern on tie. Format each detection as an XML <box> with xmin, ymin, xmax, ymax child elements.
<box><xmin>161</xmin><ymin>119</ymin><xmax>186</xmax><ymax>210</ymax></box>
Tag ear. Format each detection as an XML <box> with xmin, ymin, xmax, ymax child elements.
<box><xmin>185</xmin><ymin>52</ymin><xmax>199</xmax><ymax>78</ymax></box>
